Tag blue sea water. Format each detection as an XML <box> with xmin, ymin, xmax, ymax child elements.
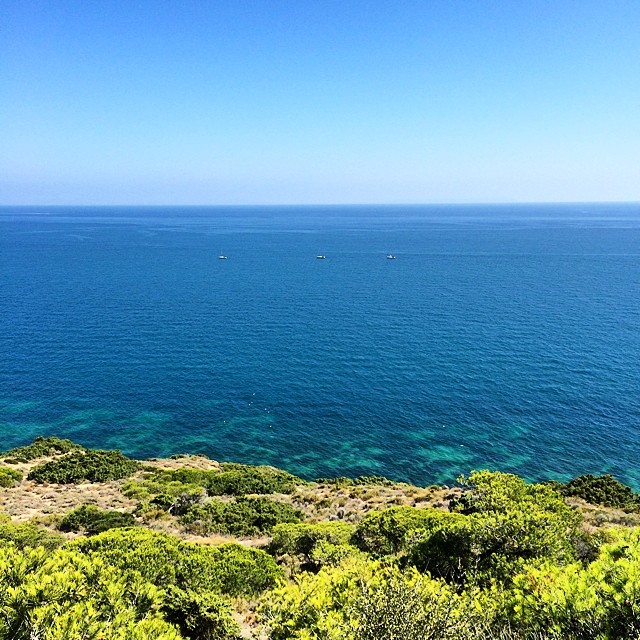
<box><xmin>1</xmin><ymin>204</ymin><xmax>640</xmax><ymax>487</ymax></box>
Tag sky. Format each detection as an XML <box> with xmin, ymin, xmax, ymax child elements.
<box><xmin>1</xmin><ymin>0</ymin><xmax>639</xmax><ymax>205</ymax></box>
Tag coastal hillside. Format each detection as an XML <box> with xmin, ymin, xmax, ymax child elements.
<box><xmin>2</xmin><ymin>437</ymin><xmax>640</xmax><ymax>639</ymax></box>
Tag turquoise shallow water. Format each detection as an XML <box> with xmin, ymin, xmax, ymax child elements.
<box><xmin>1</xmin><ymin>204</ymin><xmax>639</xmax><ymax>487</ymax></box>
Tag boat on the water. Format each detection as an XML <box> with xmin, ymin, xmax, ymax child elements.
<box><xmin>316</xmin><ymin>254</ymin><xmax>326</xmax><ymax>259</ymax></box>
<box><xmin>386</xmin><ymin>253</ymin><xmax>396</xmax><ymax>259</ymax></box>
<box><xmin>218</xmin><ymin>254</ymin><xmax>228</xmax><ymax>260</ymax></box>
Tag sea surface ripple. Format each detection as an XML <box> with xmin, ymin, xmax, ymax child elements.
<box><xmin>1</xmin><ymin>204</ymin><xmax>639</xmax><ymax>487</ymax></box>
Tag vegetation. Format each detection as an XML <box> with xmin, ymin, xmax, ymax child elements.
<box><xmin>1</xmin><ymin>435</ymin><xmax>84</xmax><ymax>461</ymax></box>
<box><xmin>353</xmin><ymin>505</ymin><xmax>464</xmax><ymax>556</ymax></box>
<box><xmin>0</xmin><ymin>466</ymin><xmax>22</xmax><ymax>487</ymax></box>
<box><xmin>28</xmin><ymin>449</ymin><xmax>140</xmax><ymax>483</ymax></box>
<box><xmin>72</xmin><ymin>528</ymin><xmax>282</xmax><ymax>597</ymax></box>
<box><xmin>0</xmin><ymin>545</ymin><xmax>182</xmax><ymax>640</ymax></box>
<box><xmin>269</xmin><ymin>521</ymin><xmax>357</xmax><ymax>570</ymax></box>
<box><xmin>0</xmin><ymin>516</ymin><xmax>65</xmax><ymax>550</ymax></box>
<box><xmin>126</xmin><ymin>463</ymin><xmax>303</xmax><ymax>502</ymax></box>
<box><xmin>58</xmin><ymin>504</ymin><xmax>136</xmax><ymax>535</ymax></box>
<box><xmin>3</xmin><ymin>436</ymin><xmax>640</xmax><ymax>639</ymax></box>
<box><xmin>563</xmin><ymin>473</ymin><xmax>640</xmax><ymax>511</ymax></box>
<box><xmin>180</xmin><ymin>496</ymin><xmax>304</xmax><ymax>536</ymax></box>
<box><xmin>207</xmin><ymin>463</ymin><xmax>302</xmax><ymax>495</ymax></box>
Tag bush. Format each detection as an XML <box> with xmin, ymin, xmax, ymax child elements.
<box><xmin>0</xmin><ymin>545</ymin><xmax>180</xmax><ymax>640</ymax></box>
<box><xmin>1</xmin><ymin>435</ymin><xmax>84</xmax><ymax>461</ymax></box>
<box><xmin>405</xmin><ymin>472</ymin><xmax>581</xmax><ymax>586</ymax></box>
<box><xmin>72</xmin><ymin>528</ymin><xmax>282</xmax><ymax>597</ymax></box>
<box><xmin>260</xmin><ymin>556</ymin><xmax>489</xmax><ymax>640</ymax></box>
<box><xmin>28</xmin><ymin>450</ymin><xmax>139</xmax><ymax>483</ymax></box>
<box><xmin>0</xmin><ymin>466</ymin><xmax>22</xmax><ymax>487</ymax></box>
<box><xmin>408</xmin><ymin>509</ymin><xmax>576</xmax><ymax>586</ymax></box>
<box><xmin>353</xmin><ymin>506</ymin><xmax>463</xmax><ymax>556</ymax></box>
<box><xmin>169</xmin><ymin>491</ymin><xmax>206</xmax><ymax>516</ymax></box>
<box><xmin>563</xmin><ymin>474</ymin><xmax>640</xmax><ymax>511</ymax></box>
<box><xmin>452</xmin><ymin>470</ymin><xmax>575</xmax><ymax>517</ymax></box>
<box><xmin>270</xmin><ymin>521</ymin><xmax>355</xmax><ymax>562</ymax></box>
<box><xmin>161</xmin><ymin>586</ymin><xmax>239</xmax><ymax>640</ymax></box>
<box><xmin>0</xmin><ymin>520</ymin><xmax>65</xmax><ymax>550</ymax></box>
<box><xmin>206</xmin><ymin>465</ymin><xmax>302</xmax><ymax>495</ymax></box>
<box><xmin>508</xmin><ymin>527</ymin><xmax>640</xmax><ymax>639</ymax></box>
<box><xmin>181</xmin><ymin>497</ymin><xmax>303</xmax><ymax>536</ymax></box>
<box><xmin>138</xmin><ymin>464</ymin><xmax>303</xmax><ymax>498</ymax></box>
<box><xmin>58</xmin><ymin>504</ymin><xmax>136</xmax><ymax>535</ymax></box>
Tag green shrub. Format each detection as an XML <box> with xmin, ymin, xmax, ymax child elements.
<box><xmin>508</xmin><ymin>527</ymin><xmax>640</xmax><ymax>639</ymax></box>
<box><xmin>260</xmin><ymin>556</ymin><xmax>489</xmax><ymax>640</ymax></box>
<box><xmin>0</xmin><ymin>520</ymin><xmax>65</xmax><ymax>550</ymax></box>
<box><xmin>151</xmin><ymin>468</ymin><xmax>217</xmax><ymax>487</ymax></box>
<box><xmin>270</xmin><ymin>521</ymin><xmax>355</xmax><ymax>561</ymax></box>
<box><xmin>0</xmin><ymin>545</ymin><xmax>180</xmax><ymax>639</ymax></box>
<box><xmin>181</xmin><ymin>496</ymin><xmax>303</xmax><ymax>536</ymax></box>
<box><xmin>0</xmin><ymin>466</ymin><xmax>22</xmax><ymax>487</ymax></box>
<box><xmin>72</xmin><ymin>528</ymin><xmax>282</xmax><ymax>597</ymax></box>
<box><xmin>123</xmin><ymin>476</ymin><xmax>205</xmax><ymax>504</ymax></box>
<box><xmin>206</xmin><ymin>465</ymin><xmax>302</xmax><ymax>495</ymax></box>
<box><xmin>452</xmin><ymin>470</ymin><xmax>575</xmax><ymax>517</ymax></box>
<box><xmin>408</xmin><ymin>509</ymin><xmax>576</xmax><ymax>586</ymax></box>
<box><xmin>405</xmin><ymin>472</ymin><xmax>581</xmax><ymax>586</ymax></box>
<box><xmin>161</xmin><ymin>586</ymin><xmax>239</xmax><ymax>640</ymax></box>
<box><xmin>58</xmin><ymin>504</ymin><xmax>136</xmax><ymax>535</ymax></box>
<box><xmin>203</xmin><ymin>543</ymin><xmax>284</xmax><ymax>596</ymax></box>
<box><xmin>141</xmin><ymin>464</ymin><xmax>303</xmax><ymax>497</ymax></box>
<box><xmin>563</xmin><ymin>474</ymin><xmax>640</xmax><ymax>511</ymax></box>
<box><xmin>353</xmin><ymin>506</ymin><xmax>463</xmax><ymax>556</ymax></box>
<box><xmin>28</xmin><ymin>450</ymin><xmax>139</xmax><ymax>483</ymax></box>
<box><xmin>309</xmin><ymin>541</ymin><xmax>360</xmax><ymax>569</ymax></box>
<box><xmin>2</xmin><ymin>435</ymin><xmax>84</xmax><ymax>461</ymax></box>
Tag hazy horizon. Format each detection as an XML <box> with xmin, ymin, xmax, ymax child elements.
<box><xmin>2</xmin><ymin>1</ymin><xmax>639</xmax><ymax>205</ymax></box>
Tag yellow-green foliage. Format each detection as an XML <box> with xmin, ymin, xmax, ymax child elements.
<box><xmin>0</xmin><ymin>517</ymin><xmax>64</xmax><ymax>550</ymax></box>
<box><xmin>127</xmin><ymin>464</ymin><xmax>303</xmax><ymax>506</ymax></box>
<box><xmin>270</xmin><ymin>521</ymin><xmax>357</xmax><ymax>569</ymax></box>
<box><xmin>454</xmin><ymin>470</ymin><xmax>578</xmax><ymax>518</ymax></box>
<box><xmin>260</xmin><ymin>556</ymin><xmax>492</xmax><ymax>640</ymax></box>
<box><xmin>1</xmin><ymin>435</ymin><xmax>84</xmax><ymax>462</ymax></box>
<box><xmin>353</xmin><ymin>506</ymin><xmax>463</xmax><ymax>556</ymax></box>
<box><xmin>180</xmin><ymin>496</ymin><xmax>303</xmax><ymax>536</ymax></box>
<box><xmin>58</xmin><ymin>504</ymin><xmax>136</xmax><ymax>535</ymax></box>
<box><xmin>0</xmin><ymin>466</ymin><xmax>22</xmax><ymax>487</ymax></box>
<box><xmin>28</xmin><ymin>450</ymin><xmax>139</xmax><ymax>484</ymax></box>
<box><xmin>508</xmin><ymin>527</ymin><xmax>640</xmax><ymax>639</ymax></box>
<box><xmin>271</xmin><ymin>521</ymin><xmax>354</xmax><ymax>557</ymax></box>
<box><xmin>0</xmin><ymin>545</ymin><xmax>181</xmax><ymax>639</ymax></box>
<box><xmin>408</xmin><ymin>509</ymin><xmax>579</xmax><ymax>586</ymax></box>
<box><xmin>210</xmin><ymin>463</ymin><xmax>303</xmax><ymax>495</ymax></box>
<box><xmin>159</xmin><ymin>586</ymin><xmax>240</xmax><ymax>640</ymax></box>
<box><xmin>123</xmin><ymin>476</ymin><xmax>204</xmax><ymax>502</ymax></box>
<box><xmin>406</xmin><ymin>471</ymin><xmax>581</xmax><ymax>586</ymax></box>
<box><xmin>71</xmin><ymin>527</ymin><xmax>283</xmax><ymax>597</ymax></box>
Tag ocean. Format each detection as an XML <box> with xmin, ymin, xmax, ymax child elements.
<box><xmin>1</xmin><ymin>204</ymin><xmax>639</xmax><ymax>487</ymax></box>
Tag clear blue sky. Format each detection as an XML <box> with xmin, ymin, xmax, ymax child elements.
<box><xmin>1</xmin><ymin>0</ymin><xmax>639</xmax><ymax>204</ymax></box>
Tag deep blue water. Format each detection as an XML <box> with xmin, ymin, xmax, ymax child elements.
<box><xmin>1</xmin><ymin>204</ymin><xmax>640</xmax><ymax>487</ymax></box>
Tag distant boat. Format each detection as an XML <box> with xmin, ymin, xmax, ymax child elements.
<box><xmin>316</xmin><ymin>254</ymin><xmax>326</xmax><ymax>259</ymax></box>
<box><xmin>218</xmin><ymin>253</ymin><xmax>228</xmax><ymax>260</ymax></box>
<box><xmin>386</xmin><ymin>252</ymin><xmax>396</xmax><ymax>259</ymax></box>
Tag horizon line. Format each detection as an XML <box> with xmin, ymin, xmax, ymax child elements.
<box><xmin>1</xmin><ymin>200</ymin><xmax>639</xmax><ymax>208</ymax></box>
